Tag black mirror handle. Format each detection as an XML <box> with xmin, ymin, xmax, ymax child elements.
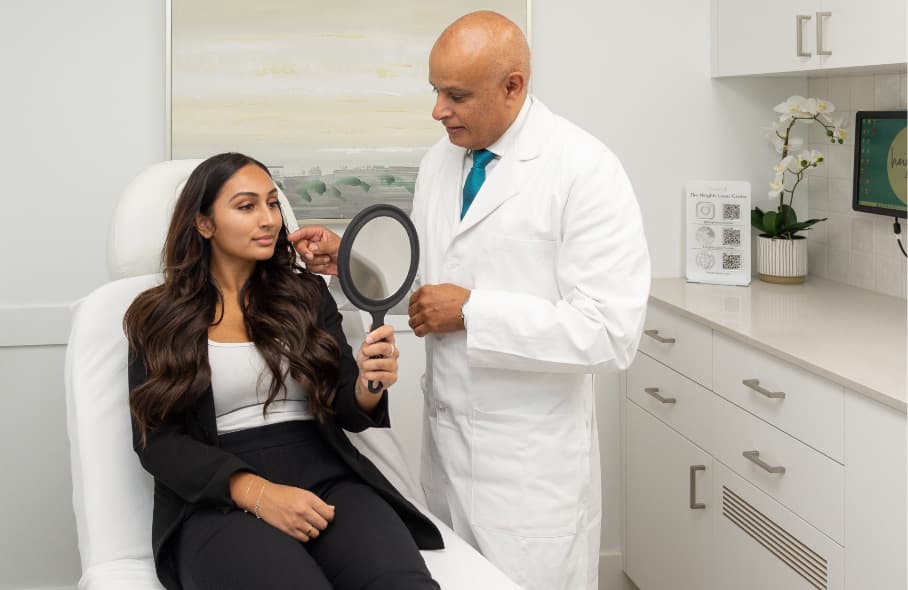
<box><xmin>368</xmin><ymin>310</ymin><xmax>387</xmax><ymax>394</ymax></box>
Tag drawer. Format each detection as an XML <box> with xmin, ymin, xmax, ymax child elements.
<box><xmin>714</xmin><ymin>332</ymin><xmax>844</xmax><ymax>463</ymax></box>
<box><xmin>627</xmin><ymin>352</ymin><xmax>715</xmax><ymax>453</ymax></box>
<box><xmin>713</xmin><ymin>394</ymin><xmax>844</xmax><ymax>544</ymax></box>
<box><xmin>639</xmin><ymin>303</ymin><xmax>712</xmax><ymax>388</ymax></box>
<box><xmin>713</xmin><ymin>462</ymin><xmax>843</xmax><ymax>590</ymax></box>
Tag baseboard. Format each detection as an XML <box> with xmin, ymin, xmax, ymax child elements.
<box><xmin>599</xmin><ymin>551</ymin><xmax>638</xmax><ymax>590</ymax></box>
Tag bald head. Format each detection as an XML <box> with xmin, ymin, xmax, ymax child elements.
<box><xmin>428</xmin><ymin>11</ymin><xmax>530</xmax><ymax>150</ymax></box>
<box><xmin>433</xmin><ymin>11</ymin><xmax>530</xmax><ymax>84</ymax></box>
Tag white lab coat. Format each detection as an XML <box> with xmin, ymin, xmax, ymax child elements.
<box><xmin>410</xmin><ymin>98</ymin><xmax>651</xmax><ymax>590</ymax></box>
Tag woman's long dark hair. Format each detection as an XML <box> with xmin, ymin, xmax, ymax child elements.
<box><xmin>125</xmin><ymin>152</ymin><xmax>340</xmax><ymax>446</ymax></box>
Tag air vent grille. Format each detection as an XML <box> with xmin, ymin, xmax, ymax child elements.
<box><xmin>722</xmin><ymin>486</ymin><xmax>828</xmax><ymax>590</ymax></box>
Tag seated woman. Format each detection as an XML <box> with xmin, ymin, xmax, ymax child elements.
<box><xmin>124</xmin><ymin>152</ymin><xmax>442</xmax><ymax>590</ymax></box>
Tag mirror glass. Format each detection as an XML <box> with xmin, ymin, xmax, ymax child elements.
<box><xmin>347</xmin><ymin>215</ymin><xmax>412</xmax><ymax>301</ymax></box>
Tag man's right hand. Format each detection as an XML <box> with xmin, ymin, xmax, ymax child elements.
<box><xmin>288</xmin><ymin>225</ymin><xmax>341</xmax><ymax>275</ymax></box>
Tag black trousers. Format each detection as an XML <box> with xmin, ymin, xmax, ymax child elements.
<box><xmin>174</xmin><ymin>421</ymin><xmax>439</xmax><ymax>590</ymax></box>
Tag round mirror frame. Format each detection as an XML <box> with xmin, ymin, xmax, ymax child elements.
<box><xmin>336</xmin><ymin>203</ymin><xmax>420</xmax><ymax>315</ymax></box>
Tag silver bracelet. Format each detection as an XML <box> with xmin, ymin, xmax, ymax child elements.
<box><xmin>253</xmin><ymin>482</ymin><xmax>266</xmax><ymax>519</ymax></box>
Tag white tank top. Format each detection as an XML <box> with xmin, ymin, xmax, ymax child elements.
<box><xmin>208</xmin><ymin>340</ymin><xmax>312</xmax><ymax>435</ymax></box>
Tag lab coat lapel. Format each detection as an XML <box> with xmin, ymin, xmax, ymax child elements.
<box><xmin>455</xmin><ymin>155</ymin><xmax>519</xmax><ymax>236</ymax></box>
<box><xmin>425</xmin><ymin>142</ymin><xmax>467</xmax><ymax>282</ymax></box>
<box><xmin>454</xmin><ymin>99</ymin><xmax>551</xmax><ymax>238</ymax></box>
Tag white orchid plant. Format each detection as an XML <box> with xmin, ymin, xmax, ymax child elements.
<box><xmin>752</xmin><ymin>96</ymin><xmax>845</xmax><ymax>239</ymax></box>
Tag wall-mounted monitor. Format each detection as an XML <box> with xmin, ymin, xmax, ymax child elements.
<box><xmin>851</xmin><ymin>111</ymin><xmax>908</xmax><ymax>217</ymax></box>
<box><xmin>852</xmin><ymin>110</ymin><xmax>907</xmax><ymax>218</ymax></box>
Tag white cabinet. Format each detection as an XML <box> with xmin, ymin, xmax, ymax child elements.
<box><xmin>843</xmin><ymin>390</ymin><xmax>907</xmax><ymax>590</ymax></box>
<box><xmin>712</xmin><ymin>0</ymin><xmax>818</xmax><ymax>77</ymax></box>
<box><xmin>713</xmin><ymin>462</ymin><xmax>844</xmax><ymax>590</ymax></box>
<box><xmin>711</xmin><ymin>0</ymin><xmax>907</xmax><ymax>77</ymax></box>
<box><xmin>624</xmin><ymin>301</ymin><xmax>905</xmax><ymax>590</ymax></box>
<box><xmin>818</xmin><ymin>0</ymin><xmax>908</xmax><ymax>70</ymax></box>
<box><xmin>625</xmin><ymin>401</ymin><xmax>713</xmax><ymax>590</ymax></box>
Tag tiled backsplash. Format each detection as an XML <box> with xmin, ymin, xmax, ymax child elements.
<box><xmin>804</xmin><ymin>72</ymin><xmax>907</xmax><ymax>299</ymax></box>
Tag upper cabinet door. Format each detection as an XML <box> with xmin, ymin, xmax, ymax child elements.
<box><xmin>712</xmin><ymin>0</ymin><xmax>819</xmax><ymax>77</ymax></box>
<box><xmin>712</xmin><ymin>0</ymin><xmax>907</xmax><ymax>76</ymax></box>
<box><xmin>817</xmin><ymin>0</ymin><xmax>907</xmax><ymax>70</ymax></box>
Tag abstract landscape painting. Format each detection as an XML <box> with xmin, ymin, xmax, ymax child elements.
<box><xmin>169</xmin><ymin>1</ymin><xmax>528</xmax><ymax>219</ymax></box>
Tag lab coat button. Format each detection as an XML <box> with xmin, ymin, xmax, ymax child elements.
<box><xmin>437</xmin><ymin>403</ymin><xmax>447</xmax><ymax>413</ymax></box>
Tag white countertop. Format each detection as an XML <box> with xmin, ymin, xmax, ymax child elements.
<box><xmin>649</xmin><ymin>277</ymin><xmax>907</xmax><ymax>413</ymax></box>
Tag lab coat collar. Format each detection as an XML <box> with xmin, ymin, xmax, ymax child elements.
<box><xmin>453</xmin><ymin>96</ymin><xmax>554</xmax><ymax>236</ymax></box>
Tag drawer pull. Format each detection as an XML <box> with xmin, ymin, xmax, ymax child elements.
<box><xmin>644</xmin><ymin>387</ymin><xmax>677</xmax><ymax>404</ymax></box>
<box><xmin>796</xmin><ymin>14</ymin><xmax>812</xmax><ymax>57</ymax></box>
<box><xmin>743</xmin><ymin>450</ymin><xmax>786</xmax><ymax>474</ymax></box>
<box><xmin>689</xmin><ymin>465</ymin><xmax>706</xmax><ymax>509</ymax></box>
<box><xmin>742</xmin><ymin>378</ymin><xmax>786</xmax><ymax>400</ymax></box>
<box><xmin>643</xmin><ymin>329</ymin><xmax>676</xmax><ymax>344</ymax></box>
<box><xmin>816</xmin><ymin>11</ymin><xmax>832</xmax><ymax>56</ymax></box>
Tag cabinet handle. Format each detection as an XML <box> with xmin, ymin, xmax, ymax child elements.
<box><xmin>816</xmin><ymin>11</ymin><xmax>832</xmax><ymax>56</ymax></box>
<box><xmin>796</xmin><ymin>14</ymin><xmax>812</xmax><ymax>57</ymax></box>
<box><xmin>690</xmin><ymin>465</ymin><xmax>706</xmax><ymax>509</ymax></box>
<box><xmin>743</xmin><ymin>450</ymin><xmax>786</xmax><ymax>474</ymax></box>
<box><xmin>742</xmin><ymin>378</ymin><xmax>786</xmax><ymax>400</ymax></box>
<box><xmin>644</xmin><ymin>387</ymin><xmax>677</xmax><ymax>404</ymax></box>
<box><xmin>643</xmin><ymin>329</ymin><xmax>675</xmax><ymax>344</ymax></box>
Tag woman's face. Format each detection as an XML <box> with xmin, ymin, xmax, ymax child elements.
<box><xmin>196</xmin><ymin>163</ymin><xmax>283</xmax><ymax>267</ymax></box>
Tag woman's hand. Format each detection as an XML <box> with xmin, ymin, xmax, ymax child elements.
<box><xmin>355</xmin><ymin>324</ymin><xmax>399</xmax><ymax>411</ymax></box>
<box><xmin>231</xmin><ymin>473</ymin><xmax>335</xmax><ymax>543</ymax></box>
<box><xmin>257</xmin><ymin>482</ymin><xmax>336</xmax><ymax>542</ymax></box>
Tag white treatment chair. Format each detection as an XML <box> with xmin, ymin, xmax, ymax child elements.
<box><xmin>64</xmin><ymin>159</ymin><xmax>518</xmax><ymax>590</ymax></box>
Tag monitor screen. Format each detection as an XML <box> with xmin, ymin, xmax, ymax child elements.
<box><xmin>852</xmin><ymin>110</ymin><xmax>907</xmax><ymax>218</ymax></box>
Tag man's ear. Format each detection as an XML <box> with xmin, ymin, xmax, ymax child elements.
<box><xmin>504</xmin><ymin>71</ymin><xmax>527</xmax><ymax>99</ymax></box>
<box><xmin>195</xmin><ymin>214</ymin><xmax>214</xmax><ymax>239</ymax></box>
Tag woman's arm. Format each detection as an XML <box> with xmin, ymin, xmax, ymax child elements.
<box><xmin>128</xmin><ymin>352</ymin><xmax>256</xmax><ymax>509</ymax></box>
<box><xmin>316</xmin><ymin>278</ymin><xmax>397</xmax><ymax>431</ymax></box>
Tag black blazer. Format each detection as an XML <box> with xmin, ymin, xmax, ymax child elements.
<box><xmin>128</xmin><ymin>277</ymin><xmax>443</xmax><ymax>590</ymax></box>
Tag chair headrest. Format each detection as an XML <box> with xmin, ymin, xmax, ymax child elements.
<box><xmin>107</xmin><ymin>159</ymin><xmax>300</xmax><ymax>279</ymax></box>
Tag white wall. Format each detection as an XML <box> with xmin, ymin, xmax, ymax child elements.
<box><xmin>530</xmin><ymin>0</ymin><xmax>804</xmax><ymax>576</ymax></box>
<box><xmin>0</xmin><ymin>2</ymin><xmax>164</xmax><ymax>589</ymax></box>
<box><xmin>1</xmin><ymin>1</ymin><xmax>810</xmax><ymax>589</ymax></box>
<box><xmin>532</xmin><ymin>1</ymin><xmax>806</xmax><ymax>279</ymax></box>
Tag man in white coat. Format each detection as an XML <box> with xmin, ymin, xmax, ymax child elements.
<box><xmin>292</xmin><ymin>11</ymin><xmax>650</xmax><ymax>590</ymax></box>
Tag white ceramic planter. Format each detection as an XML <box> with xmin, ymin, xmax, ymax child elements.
<box><xmin>757</xmin><ymin>235</ymin><xmax>807</xmax><ymax>284</ymax></box>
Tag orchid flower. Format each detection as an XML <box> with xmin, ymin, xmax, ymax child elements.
<box><xmin>774</xmin><ymin>95</ymin><xmax>807</xmax><ymax>123</ymax></box>
<box><xmin>815</xmin><ymin>99</ymin><xmax>835</xmax><ymax>115</ymax></box>
<box><xmin>756</xmin><ymin>96</ymin><xmax>831</xmax><ymax>238</ymax></box>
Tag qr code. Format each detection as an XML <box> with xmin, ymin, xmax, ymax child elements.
<box><xmin>723</xmin><ymin>254</ymin><xmax>741</xmax><ymax>270</ymax></box>
<box><xmin>722</xmin><ymin>228</ymin><xmax>741</xmax><ymax>246</ymax></box>
<box><xmin>722</xmin><ymin>204</ymin><xmax>741</xmax><ymax>220</ymax></box>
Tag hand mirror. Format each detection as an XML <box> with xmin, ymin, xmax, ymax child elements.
<box><xmin>337</xmin><ymin>204</ymin><xmax>419</xmax><ymax>393</ymax></box>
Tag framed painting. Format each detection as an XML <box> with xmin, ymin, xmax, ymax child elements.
<box><xmin>166</xmin><ymin>1</ymin><xmax>530</xmax><ymax>221</ymax></box>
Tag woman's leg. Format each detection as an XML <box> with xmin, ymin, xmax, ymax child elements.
<box><xmin>308</xmin><ymin>481</ymin><xmax>439</xmax><ymax>590</ymax></box>
<box><xmin>175</xmin><ymin>507</ymin><xmax>332</xmax><ymax>590</ymax></box>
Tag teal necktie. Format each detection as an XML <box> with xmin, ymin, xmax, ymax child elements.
<box><xmin>461</xmin><ymin>149</ymin><xmax>496</xmax><ymax>219</ymax></box>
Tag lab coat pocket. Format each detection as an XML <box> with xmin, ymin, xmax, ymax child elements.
<box><xmin>470</xmin><ymin>408</ymin><xmax>588</xmax><ymax>537</ymax></box>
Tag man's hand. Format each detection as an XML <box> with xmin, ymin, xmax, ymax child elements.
<box><xmin>408</xmin><ymin>284</ymin><xmax>470</xmax><ymax>337</ymax></box>
<box><xmin>288</xmin><ymin>225</ymin><xmax>340</xmax><ymax>275</ymax></box>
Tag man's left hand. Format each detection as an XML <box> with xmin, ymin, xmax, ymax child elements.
<box><xmin>408</xmin><ymin>284</ymin><xmax>470</xmax><ymax>337</ymax></box>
